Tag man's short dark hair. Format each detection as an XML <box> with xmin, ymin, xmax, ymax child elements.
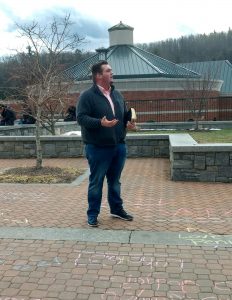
<box><xmin>91</xmin><ymin>60</ymin><xmax>108</xmax><ymax>82</ymax></box>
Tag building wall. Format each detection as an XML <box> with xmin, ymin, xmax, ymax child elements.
<box><xmin>70</xmin><ymin>90</ymin><xmax>222</xmax><ymax>122</ymax></box>
<box><xmin>121</xmin><ymin>90</ymin><xmax>219</xmax><ymax>100</ymax></box>
<box><xmin>69</xmin><ymin>90</ymin><xmax>220</xmax><ymax>102</ymax></box>
<box><xmin>2</xmin><ymin>89</ymin><xmax>228</xmax><ymax>123</ymax></box>
<box><xmin>218</xmin><ymin>96</ymin><xmax>232</xmax><ymax>120</ymax></box>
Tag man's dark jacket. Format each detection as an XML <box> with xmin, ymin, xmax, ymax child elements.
<box><xmin>77</xmin><ymin>84</ymin><xmax>130</xmax><ymax>146</ymax></box>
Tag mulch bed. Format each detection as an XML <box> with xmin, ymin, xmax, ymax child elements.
<box><xmin>0</xmin><ymin>166</ymin><xmax>83</xmax><ymax>183</ymax></box>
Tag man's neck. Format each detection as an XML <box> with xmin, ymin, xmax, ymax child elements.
<box><xmin>97</xmin><ymin>81</ymin><xmax>110</xmax><ymax>91</ymax></box>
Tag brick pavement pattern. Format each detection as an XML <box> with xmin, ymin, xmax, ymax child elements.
<box><xmin>0</xmin><ymin>158</ymin><xmax>231</xmax><ymax>234</ymax></box>
<box><xmin>0</xmin><ymin>157</ymin><xmax>232</xmax><ymax>300</ymax></box>
<box><xmin>0</xmin><ymin>240</ymin><xmax>232</xmax><ymax>299</ymax></box>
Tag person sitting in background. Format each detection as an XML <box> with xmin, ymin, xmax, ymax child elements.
<box><xmin>64</xmin><ymin>106</ymin><xmax>76</xmax><ymax>121</ymax></box>
<box><xmin>0</xmin><ymin>104</ymin><xmax>16</xmax><ymax>126</ymax></box>
<box><xmin>21</xmin><ymin>113</ymin><xmax>36</xmax><ymax>124</ymax></box>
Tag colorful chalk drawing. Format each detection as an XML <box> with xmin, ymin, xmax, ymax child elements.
<box><xmin>0</xmin><ymin>246</ymin><xmax>231</xmax><ymax>299</ymax></box>
<box><xmin>153</xmin><ymin>206</ymin><xmax>232</xmax><ymax>224</ymax></box>
<box><xmin>12</xmin><ymin>256</ymin><xmax>61</xmax><ymax>270</ymax></box>
<box><xmin>179</xmin><ymin>232</ymin><xmax>232</xmax><ymax>246</ymax></box>
<box><xmin>74</xmin><ymin>250</ymin><xmax>184</xmax><ymax>270</ymax></box>
<box><xmin>74</xmin><ymin>250</ymin><xmax>232</xmax><ymax>299</ymax></box>
<box><xmin>133</xmin><ymin>198</ymin><xmax>232</xmax><ymax>225</ymax></box>
<box><xmin>0</xmin><ymin>247</ymin><xmax>61</xmax><ymax>271</ymax></box>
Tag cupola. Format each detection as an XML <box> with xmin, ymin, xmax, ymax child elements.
<box><xmin>108</xmin><ymin>21</ymin><xmax>134</xmax><ymax>46</ymax></box>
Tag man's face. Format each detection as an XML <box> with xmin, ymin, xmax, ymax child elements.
<box><xmin>98</xmin><ymin>64</ymin><xmax>113</xmax><ymax>86</ymax></box>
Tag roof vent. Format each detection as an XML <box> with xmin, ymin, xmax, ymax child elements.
<box><xmin>108</xmin><ymin>21</ymin><xmax>134</xmax><ymax>46</ymax></box>
<box><xmin>95</xmin><ymin>47</ymin><xmax>108</xmax><ymax>60</ymax></box>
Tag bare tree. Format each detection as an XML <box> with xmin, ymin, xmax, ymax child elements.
<box><xmin>182</xmin><ymin>66</ymin><xmax>222</xmax><ymax>130</ymax></box>
<box><xmin>14</xmin><ymin>14</ymin><xmax>84</xmax><ymax>168</ymax></box>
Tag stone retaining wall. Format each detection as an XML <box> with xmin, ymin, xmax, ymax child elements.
<box><xmin>1</xmin><ymin>133</ymin><xmax>232</xmax><ymax>182</ymax></box>
<box><xmin>169</xmin><ymin>134</ymin><xmax>232</xmax><ymax>183</ymax></box>
<box><xmin>0</xmin><ymin>134</ymin><xmax>170</xmax><ymax>159</ymax></box>
<box><xmin>0</xmin><ymin>136</ymin><xmax>84</xmax><ymax>158</ymax></box>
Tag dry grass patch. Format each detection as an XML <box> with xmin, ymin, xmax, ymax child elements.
<box><xmin>138</xmin><ymin>129</ymin><xmax>232</xmax><ymax>143</ymax></box>
<box><xmin>0</xmin><ymin>166</ymin><xmax>84</xmax><ymax>183</ymax></box>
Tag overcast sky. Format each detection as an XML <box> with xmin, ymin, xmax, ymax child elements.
<box><xmin>0</xmin><ymin>0</ymin><xmax>231</xmax><ymax>56</ymax></box>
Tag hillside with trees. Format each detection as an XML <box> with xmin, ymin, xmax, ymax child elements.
<box><xmin>137</xmin><ymin>28</ymin><xmax>232</xmax><ymax>64</ymax></box>
<box><xmin>0</xmin><ymin>50</ymin><xmax>93</xmax><ymax>100</ymax></box>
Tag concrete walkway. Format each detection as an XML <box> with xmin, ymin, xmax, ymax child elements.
<box><xmin>0</xmin><ymin>157</ymin><xmax>232</xmax><ymax>299</ymax></box>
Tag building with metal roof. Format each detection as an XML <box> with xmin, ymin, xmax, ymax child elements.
<box><xmin>65</xmin><ymin>22</ymin><xmax>224</xmax><ymax>122</ymax></box>
<box><xmin>65</xmin><ymin>22</ymin><xmax>200</xmax><ymax>82</ymax></box>
<box><xmin>180</xmin><ymin>60</ymin><xmax>232</xmax><ymax>96</ymax></box>
<box><xmin>65</xmin><ymin>22</ymin><xmax>222</xmax><ymax>98</ymax></box>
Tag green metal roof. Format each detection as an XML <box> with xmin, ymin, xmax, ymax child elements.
<box><xmin>64</xmin><ymin>45</ymin><xmax>200</xmax><ymax>81</ymax></box>
<box><xmin>180</xmin><ymin>60</ymin><xmax>232</xmax><ymax>95</ymax></box>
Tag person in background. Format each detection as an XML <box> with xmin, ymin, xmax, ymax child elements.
<box><xmin>77</xmin><ymin>60</ymin><xmax>136</xmax><ymax>227</ymax></box>
<box><xmin>0</xmin><ymin>104</ymin><xmax>16</xmax><ymax>126</ymax></box>
<box><xmin>64</xmin><ymin>106</ymin><xmax>76</xmax><ymax>121</ymax></box>
<box><xmin>21</xmin><ymin>112</ymin><xmax>36</xmax><ymax>124</ymax></box>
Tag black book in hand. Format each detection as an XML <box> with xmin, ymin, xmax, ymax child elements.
<box><xmin>127</xmin><ymin>108</ymin><xmax>137</xmax><ymax>122</ymax></box>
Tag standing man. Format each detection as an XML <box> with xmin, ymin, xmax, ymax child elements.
<box><xmin>77</xmin><ymin>60</ymin><xmax>135</xmax><ymax>227</ymax></box>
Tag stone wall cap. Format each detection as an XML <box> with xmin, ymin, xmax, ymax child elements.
<box><xmin>0</xmin><ymin>136</ymin><xmax>82</xmax><ymax>141</ymax></box>
<box><xmin>169</xmin><ymin>133</ymin><xmax>232</xmax><ymax>152</ymax></box>
<box><xmin>172</xmin><ymin>144</ymin><xmax>232</xmax><ymax>152</ymax></box>
<box><xmin>169</xmin><ymin>133</ymin><xmax>197</xmax><ymax>146</ymax></box>
<box><xmin>126</xmin><ymin>134</ymin><xmax>169</xmax><ymax>140</ymax></box>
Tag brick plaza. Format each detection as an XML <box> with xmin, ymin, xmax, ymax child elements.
<box><xmin>0</xmin><ymin>158</ymin><xmax>232</xmax><ymax>299</ymax></box>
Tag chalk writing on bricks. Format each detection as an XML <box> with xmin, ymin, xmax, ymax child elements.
<box><xmin>0</xmin><ymin>209</ymin><xmax>29</xmax><ymax>225</ymax></box>
<box><xmin>133</xmin><ymin>198</ymin><xmax>232</xmax><ymax>224</ymax></box>
<box><xmin>154</xmin><ymin>206</ymin><xmax>232</xmax><ymax>224</ymax></box>
<box><xmin>179</xmin><ymin>233</ymin><xmax>232</xmax><ymax>246</ymax></box>
<box><xmin>74</xmin><ymin>250</ymin><xmax>232</xmax><ymax>300</ymax></box>
<box><xmin>0</xmin><ymin>247</ymin><xmax>61</xmax><ymax>271</ymax></box>
<box><xmin>74</xmin><ymin>250</ymin><xmax>184</xmax><ymax>270</ymax></box>
<box><xmin>12</xmin><ymin>256</ymin><xmax>61</xmax><ymax>271</ymax></box>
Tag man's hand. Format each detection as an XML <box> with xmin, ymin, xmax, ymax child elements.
<box><xmin>126</xmin><ymin>121</ymin><xmax>137</xmax><ymax>131</ymax></box>
<box><xmin>101</xmin><ymin>116</ymin><xmax>118</xmax><ymax>127</ymax></box>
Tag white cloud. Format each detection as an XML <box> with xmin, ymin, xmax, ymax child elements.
<box><xmin>0</xmin><ymin>0</ymin><xmax>231</xmax><ymax>56</ymax></box>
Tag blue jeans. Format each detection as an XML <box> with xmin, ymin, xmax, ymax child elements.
<box><xmin>85</xmin><ymin>143</ymin><xmax>127</xmax><ymax>218</ymax></box>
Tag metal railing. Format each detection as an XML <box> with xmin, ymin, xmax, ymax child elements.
<box><xmin>126</xmin><ymin>97</ymin><xmax>232</xmax><ymax>122</ymax></box>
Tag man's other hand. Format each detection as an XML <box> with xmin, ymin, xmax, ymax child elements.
<box><xmin>126</xmin><ymin>121</ymin><xmax>137</xmax><ymax>131</ymax></box>
<box><xmin>101</xmin><ymin>116</ymin><xmax>118</xmax><ymax>127</ymax></box>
